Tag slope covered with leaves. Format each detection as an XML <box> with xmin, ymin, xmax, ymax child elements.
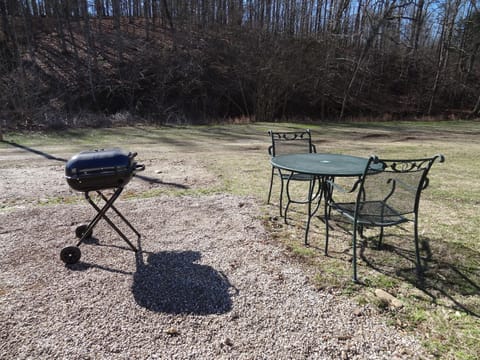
<box><xmin>1</xmin><ymin>16</ymin><xmax>478</xmax><ymax>130</ymax></box>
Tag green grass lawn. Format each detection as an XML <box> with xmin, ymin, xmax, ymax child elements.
<box><xmin>2</xmin><ymin>120</ymin><xmax>479</xmax><ymax>359</ymax></box>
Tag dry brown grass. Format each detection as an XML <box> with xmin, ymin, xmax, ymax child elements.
<box><xmin>2</xmin><ymin>120</ymin><xmax>479</xmax><ymax>358</ymax></box>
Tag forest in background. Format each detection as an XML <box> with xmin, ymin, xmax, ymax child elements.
<box><xmin>1</xmin><ymin>0</ymin><xmax>480</xmax><ymax>129</ymax></box>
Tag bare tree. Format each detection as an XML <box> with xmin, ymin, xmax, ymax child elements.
<box><xmin>339</xmin><ymin>0</ymin><xmax>410</xmax><ymax>120</ymax></box>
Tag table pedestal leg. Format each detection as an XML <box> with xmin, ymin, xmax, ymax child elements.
<box><xmin>324</xmin><ymin>176</ymin><xmax>334</xmax><ymax>255</ymax></box>
<box><xmin>304</xmin><ymin>176</ymin><xmax>323</xmax><ymax>245</ymax></box>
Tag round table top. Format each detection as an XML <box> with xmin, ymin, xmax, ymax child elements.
<box><xmin>270</xmin><ymin>153</ymin><xmax>373</xmax><ymax>177</ymax></box>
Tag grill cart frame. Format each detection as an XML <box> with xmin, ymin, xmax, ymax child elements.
<box><xmin>60</xmin><ymin>148</ymin><xmax>145</xmax><ymax>265</ymax></box>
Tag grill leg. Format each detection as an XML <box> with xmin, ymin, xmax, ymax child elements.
<box><xmin>97</xmin><ymin>191</ymin><xmax>141</xmax><ymax>238</ymax></box>
<box><xmin>75</xmin><ymin>188</ymin><xmax>139</xmax><ymax>252</ymax></box>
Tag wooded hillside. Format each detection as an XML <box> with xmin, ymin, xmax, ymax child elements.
<box><xmin>1</xmin><ymin>0</ymin><xmax>480</xmax><ymax>129</ymax></box>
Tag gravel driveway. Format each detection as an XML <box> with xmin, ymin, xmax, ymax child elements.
<box><xmin>0</xmin><ymin>193</ymin><xmax>429</xmax><ymax>359</ymax></box>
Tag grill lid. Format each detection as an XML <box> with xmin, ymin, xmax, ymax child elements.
<box><xmin>65</xmin><ymin>148</ymin><xmax>134</xmax><ymax>176</ymax></box>
<box><xmin>65</xmin><ymin>148</ymin><xmax>142</xmax><ymax>192</ymax></box>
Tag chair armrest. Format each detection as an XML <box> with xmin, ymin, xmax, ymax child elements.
<box><xmin>327</xmin><ymin>177</ymin><xmax>362</xmax><ymax>194</ymax></box>
<box><xmin>434</xmin><ymin>154</ymin><xmax>445</xmax><ymax>163</ymax></box>
<box><xmin>268</xmin><ymin>145</ymin><xmax>273</xmax><ymax>156</ymax></box>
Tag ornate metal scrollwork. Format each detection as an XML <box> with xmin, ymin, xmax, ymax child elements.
<box><xmin>391</xmin><ymin>160</ymin><xmax>423</xmax><ymax>172</ymax></box>
<box><xmin>274</xmin><ymin>131</ymin><xmax>309</xmax><ymax>141</ymax></box>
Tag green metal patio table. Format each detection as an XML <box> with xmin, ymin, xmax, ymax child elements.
<box><xmin>270</xmin><ymin>153</ymin><xmax>375</xmax><ymax>247</ymax></box>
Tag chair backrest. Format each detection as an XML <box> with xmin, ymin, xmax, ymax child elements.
<box><xmin>268</xmin><ymin>129</ymin><xmax>316</xmax><ymax>157</ymax></box>
<box><xmin>357</xmin><ymin>155</ymin><xmax>445</xmax><ymax>217</ymax></box>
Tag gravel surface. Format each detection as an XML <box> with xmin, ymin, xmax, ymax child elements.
<box><xmin>0</xmin><ymin>194</ymin><xmax>429</xmax><ymax>359</ymax></box>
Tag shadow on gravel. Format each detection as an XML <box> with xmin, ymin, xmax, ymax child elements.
<box><xmin>1</xmin><ymin>140</ymin><xmax>68</xmax><ymax>162</ymax></box>
<box><xmin>67</xmin><ymin>261</ymin><xmax>134</xmax><ymax>276</ymax></box>
<box><xmin>135</xmin><ymin>174</ymin><xmax>190</xmax><ymax>189</ymax></box>
<box><xmin>67</xmin><ymin>245</ymin><xmax>235</xmax><ymax>315</ymax></box>
<box><xmin>133</xmin><ymin>250</ymin><xmax>235</xmax><ymax>315</ymax></box>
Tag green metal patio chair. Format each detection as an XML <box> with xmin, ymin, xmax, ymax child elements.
<box><xmin>326</xmin><ymin>154</ymin><xmax>445</xmax><ymax>282</ymax></box>
<box><xmin>267</xmin><ymin>129</ymin><xmax>317</xmax><ymax>219</ymax></box>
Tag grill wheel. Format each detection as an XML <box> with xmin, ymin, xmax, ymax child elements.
<box><xmin>75</xmin><ymin>224</ymin><xmax>93</xmax><ymax>239</ymax></box>
<box><xmin>60</xmin><ymin>246</ymin><xmax>81</xmax><ymax>264</ymax></box>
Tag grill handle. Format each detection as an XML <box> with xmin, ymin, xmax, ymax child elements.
<box><xmin>134</xmin><ymin>164</ymin><xmax>145</xmax><ymax>172</ymax></box>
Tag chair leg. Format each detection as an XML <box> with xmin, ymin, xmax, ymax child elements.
<box><xmin>283</xmin><ymin>173</ymin><xmax>293</xmax><ymax>224</ymax></box>
<box><xmin>267</xmin><ymin>167</ymin><xmax>275</xmax><ymax>205</ymax></box>
<box><xmin>413</xmin><ymin>215</ymin><xmax>422</xmax><ymax>274</ymax></box>
<box><xmin>284</xmin><ymin>197</ymin><xmax>291</xmax><ymax>224</ymax></box>
<box><xmin>323</xmin><ymin>180</ymin><xmax>330</xmax><ymax>255</ymax></box>
<box><xmin>359</xmin><ymin>225</ymin><xmax>364</xmax><ymax>238</ymax></box>
<box><xmin>377</xmin><ymin>226</ymin><xmax>384</xmax><ymax>249</ymax></box>
<box><xmin>352</xmin><ymin>219</ymin><xmax>359</xmax><ymax>283</ymax></box>
<box><xmin>267</xmin><ymin>167</ymin><xmax>285</xmax><ymax>218</ymax></box>
<box><xmin>279</xmin><ymin>171</ymin><xmax>285</xmax><ymax>218</ymax></box>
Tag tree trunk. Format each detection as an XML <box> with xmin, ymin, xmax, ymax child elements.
<box><xmin>427</xmin><ymin>0</ymin><xmax>461</xmax><ymax>115</ymax></box>
<box><xmin>82</xmin><ymin>0</ymin><xmax>97</xmax><ymax>104</ymax></box>
<box><xmin>161</xmin><ymin>0</ymin><xmax>174</xmax><ymax>30</ymax></box>
<box><xmin>339</xmin><ymin>1</ymin><xmax>399</xmax><ymax>120</ymax></box>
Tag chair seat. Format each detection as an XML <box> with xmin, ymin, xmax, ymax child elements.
<box><xmin>331</xmin><ymin>201</ymin><xmax>410</xmax><ymax>226</ymax></box>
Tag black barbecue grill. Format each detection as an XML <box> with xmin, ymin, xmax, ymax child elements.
<box><xmin>60</xmin><ymin>148</ymin><xmax>145</xmax><ymax>264</ymax></box>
